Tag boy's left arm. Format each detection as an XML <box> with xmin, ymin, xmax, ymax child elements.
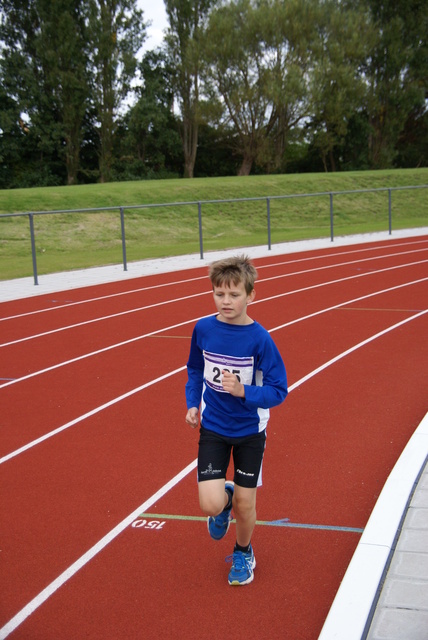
<box><xmin>244</xmin><ymin>372</ymin><xmax>287</xmax><ymax>408</ymax></box>
<box><xmin>244</xmin><ymin>340</ymin><xmax>288</xmax><ymax>409</ymax></box>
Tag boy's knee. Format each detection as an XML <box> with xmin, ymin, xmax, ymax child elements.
<box><xmin>199</xmin><ymin>491</ymin><xmax>224</xmax><ymax>516</ymax></box>
<box><xmin>233</xmin><ymin>489</ymin><xmax>256</xmax><ymax>517</ymax></box>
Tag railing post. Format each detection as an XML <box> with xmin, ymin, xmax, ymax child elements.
<box><xmin>198</xmin><ymin>202</ymin><xmax>204</xmax><ymax>259</ymax></box>
<box><xmin>267</xmin><ymin>197</ymin><xmax>272</xmax><ymax>250</ymax></box>
<box><xmin>120</xmin><ymin>207</ymin><xmax>127</xmax><ymax>271</ymax></box>
<box><xmin>388</xmin><ymin>189</ymin><xmax>392</xmax><ymax>235</ymax></box>
<box><xmin>330</xmin><ymin>193</ymin><xmax>334</xmax><ymax>241</ymax></box>
<box><xmin>28</xmin><ymin>213</ymin><xmax>39</xmax><ymax>285</ymax></box>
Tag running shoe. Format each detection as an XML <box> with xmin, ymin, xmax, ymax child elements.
<box><xmin>226</xmin><ymin>546</ymin><xmax>256</xmax><ymax>585</ymax></box>
<box><xmin>207</xmin><ymin>481</ymin><xmax>234</xmax><ymax>540</ymax></box>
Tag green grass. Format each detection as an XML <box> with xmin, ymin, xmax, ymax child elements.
<box><xmin>0</xmin><ymin>168</ymin><xmax>427</xmax><ymax>280</ymax></box>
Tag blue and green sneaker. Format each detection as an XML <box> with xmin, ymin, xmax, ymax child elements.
<box><xmin>226</xmin><ymin>545</ymin><xmax>256</xmax><ymax>585</ymax></box>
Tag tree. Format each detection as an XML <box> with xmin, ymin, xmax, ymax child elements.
<box><xmin>255</xmin><ymin>0</ymin><xmax>318</xmax><ymax>172</ymax></box>
<box><xmin>307</xmin><ymin>0</ymin><xmax>374</xmax><ymax>171</ymax></box>
<box><xmin>0</xmin><ymin>0</ymin><xmax>91</xmax><ymax>185</ymax></box>
<box><xmin>202</xmin><ymin>0</ymin><xmax>271</xmax><ymax>175</ymax></box>
<box><xmin>364</xmin><ymin>0</ymin><xmax>428</xmax><ymax>168</ymax></box>
<box><xmin>37</xmin><ymin>0</ymin><xmax>91</xmax><ymax>184</ymax></box>
<box><xmin>114</xmin><ymin>50</ymin><xmax>182</xmax><ymax>179</ymax></box>
<box><xmin>164</xmin><ymin>0</ymin><xmax>217</xmax><ymax>178</ymax></box>
<box><xmin>396</xmin><ymin>104</ymin><xmax>428</xmax><ymax>169</ymax></box>
<box><xmin>87</xmin><ymin>0</ymin><xmax>146</xmax><ymax>182</ymax></box>
<box><xmin>0</xmin><ymin>78</ymin><xmax>25</xmax><ymax>187</ymax></box>
<box><xmin>202</xmin><ymin>0</ymin><xmax>315</xmax><ymax>175</ymax></box>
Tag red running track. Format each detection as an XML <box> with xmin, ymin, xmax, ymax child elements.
<box><xmin>1</xmin><ymin>236</ymin><xmax>427</xmax><ymax>639</ymax></box>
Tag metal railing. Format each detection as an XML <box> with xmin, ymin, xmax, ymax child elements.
<box><xmin>1</xmin><ymin>184</ymin><xmax>426</xmax><ymax>285</ymax></box>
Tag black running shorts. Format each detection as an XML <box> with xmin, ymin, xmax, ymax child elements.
<box><xmin>197</xmin><ymin>426</ymin><xmax>267</xmax><ymax>488</ymax></box>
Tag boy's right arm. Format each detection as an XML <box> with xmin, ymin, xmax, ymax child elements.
<box><xmin>185</xmin><ymin>326</ymin><xmax>203</xmax><ymax>429</ymax></box>
<box><xmin>186</xmin><ymin>407</ymin><xmax>199</xmax><ymax>428</ymax></box>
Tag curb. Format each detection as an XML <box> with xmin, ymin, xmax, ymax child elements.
<box><xmin>318</xmin><ymin>411</ymin><xmax>428</xmax><ymax>639</ymax></box>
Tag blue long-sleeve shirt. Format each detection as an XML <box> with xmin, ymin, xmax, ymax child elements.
<box><xmin>185</xmin><ymin>316</ymin><xmax>288</xmax><ymax>438</ymax></box>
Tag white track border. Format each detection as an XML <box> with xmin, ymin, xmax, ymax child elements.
<box><xmin>319</xmin><ymin>411</ymin><xmax>428</xmax><ymax>639</ymax></box>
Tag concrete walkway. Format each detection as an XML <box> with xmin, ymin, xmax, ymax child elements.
<box><xmin>366</xmin><ymin>454</ymin><xmax>428</xmax><ymax>639</ymax></box>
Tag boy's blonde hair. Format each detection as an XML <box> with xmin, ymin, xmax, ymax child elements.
<box><xmin>209</xmin><ymin>255</ymin><xmax>258</xmax><ymax>295</ymax></box>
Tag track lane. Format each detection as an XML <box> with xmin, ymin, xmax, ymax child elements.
<box><xmin>1</xmin><ymin>236</ymin><xmax>426</xmax><ymax>323</ymax></box>
<box><xmin>1</xmin><ymin>238</ymin><xmax>427</xmax><ymax>638</ymax></box>
<box><xmin>1</xmin><ymin>304</ymin><xmax>426</xmax><ymax>632</ymax></box>
<box><xmin>4</xmin><ymin>516</ymin><xmax>357</xmax><ymax>639</ymax></box>
<box><xmin>1</xmin><ymin>255</ymin><xmax>426</xmax><ymax>384</ymax></box>
<box><xmin>1</xmin><ymin>275</ymin><xmax>426</xmax><ymax>455</ymax></box>
<box><xmin>1</xmin><ymin>372</ymin><xmax>196</xmax><ymax>621</ymax></box>
<box><xmin>1</xmin><ymin>240</ymin><xmax>427</xmax><ymax>343</ymax></box>
<box><xmin>1</xmin><ymin>308</ymin><xmax>426</xmax><ymax>639</ymax></box>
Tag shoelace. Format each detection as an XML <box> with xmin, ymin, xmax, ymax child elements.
<box><xmin>225</xmin><ymin>551</ymin><xmax>251</xmax><ymax>571</ymax></box>
<box><xmin>212</xmin><ymin>513</ymin><xmax>231</xmax><ymax>529</ymax></box>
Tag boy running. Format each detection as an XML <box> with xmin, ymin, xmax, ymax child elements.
<box><xmin>185</xmin><ymin>255</ymin><xmax>288</xmax><ymax>585</ymax></box>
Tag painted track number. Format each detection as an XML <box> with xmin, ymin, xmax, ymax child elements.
<box><xmin>132</xmin><ymin>519</ymin><xmax>166</xmax><ymax>530</ymax></box>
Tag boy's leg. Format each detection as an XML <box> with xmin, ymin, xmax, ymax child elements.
<box><xmin>227</xmin><ymin>432</ymin><xmax>264</xmax><ymax>585</ymax></box>
<box><xmin>198</xmin><ymin>478</ymin><xmax>229</xmax><ymax>516</ymax></box>
<box><xmin>197</xmin><ymin>427</ymin><xmax>234</xmax><ymax>540</ymax></box>
<box><xmin>199</xmin><ymin>478</ymin><xmax>235</xmax><ymax>541</ymax></box>
<box><xmin>226</xmin><ymin>485</ymin><xmax>257</xmax><ymax>586</ymax></box>
<box><xmin>231</xmin><ymin>430</ymin><xmax>265</xmax><ymax>547</ymax></box>
<box><xmin>233</xmin><ymin>484</ymin><xmax>257</xmax><ymax>548</ymax></box>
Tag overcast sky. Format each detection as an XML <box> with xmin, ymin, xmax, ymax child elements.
<box><xmin>136</xmin><ymin>0</ymin><xmax>168</xmax><ymax>50</ymax></box>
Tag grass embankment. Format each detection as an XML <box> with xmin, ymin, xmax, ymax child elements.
<box><xmin>0</xmin><ymin>168</ymin><xmax>427</xmax><ymax>280</ymax></box>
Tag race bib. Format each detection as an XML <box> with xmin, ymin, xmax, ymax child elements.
<box><xmin>203</xmin><ymin>350</ymin><xmax>254</xmax><ymax>393</ymax></box>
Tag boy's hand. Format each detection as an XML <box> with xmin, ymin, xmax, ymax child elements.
<box><xmin>186</xmin><ymin>407</ymin><xmax>199</xmax><ymax>428</ymax></box>
<box><xmin>222</xmin><ymin>370</ymin><xmax>245</xmax><ymax>398</ymax></box>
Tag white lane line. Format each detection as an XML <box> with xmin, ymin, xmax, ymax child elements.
<box><xmin>259</xmin><ymin>247</ymin><xmax>428</xmax><ymax>286</ymax></box>
<box><xmin>0</xmin><ymin>315</ymin><xmax>208</xmax><ymax>389</ymax></box>
<box><xmin>258</xmin><ymin>238</ymin><xmax>428</xmax><ymax>271</ymax></box>
<box><xmin>1</xmin><ymin>256</ymin><xmax>427</xmax><ymax>350</ymax></box>
<box><xmin>2</xmin><ymin>239</ymin><xmax>426</xmax><ymax>322</ymax></box>
<box><xmin>0</xmin><ymin>366</ymin><xmax>186</xmax><ymax>465</ymax></box>
<box><xmin>1</xmin><ymin>245</ymin><xmax>427</xmax><ymax>344</ymax></box>
<box><xmin>1</xmin><ymin>274</ymin><xmax>427</xmax><ymax>390</ymax></box>
<box><xmin>268</xmin><ymin>277</ymin><xmax>428</xmax><ymax>333</ymax></box>
<box><xmin>0</xmin><ymin>458</ymin><xmax>198</xmax><ymax>640</ymax></box>
<box><xmin>0</xmin><ymin>291</ymin><xmax>208</xmax><ymax>347</ymax></box>
<box><xmin>1</xmin><ymin>308</ymin><xmax>427</xmax><ymax>638</ymax></box>
<box><xmin>2</xmin><ymin>304</ymin><xmax>427</xmax><ymax>465</ymax></box>
<box><xmin>0</xmin><ymin>277</ymin><xmax>207</xmax><ymax>322</ymax></box>
<box><xmin>286</xmin><ymin>309</ymin><xmax>427</xmax><ymax>391</ymax></box>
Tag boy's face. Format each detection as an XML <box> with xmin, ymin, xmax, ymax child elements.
<box><xmin>212</xmin><ymin>281</ymin><xmax>255</xmax><ymax>324</ymax></box>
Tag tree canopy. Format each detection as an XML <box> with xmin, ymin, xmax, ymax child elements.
<box><xmin>0</xmin><ymin>0</ymin><xmax>426</xmax><ymax>187</ymax></box>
